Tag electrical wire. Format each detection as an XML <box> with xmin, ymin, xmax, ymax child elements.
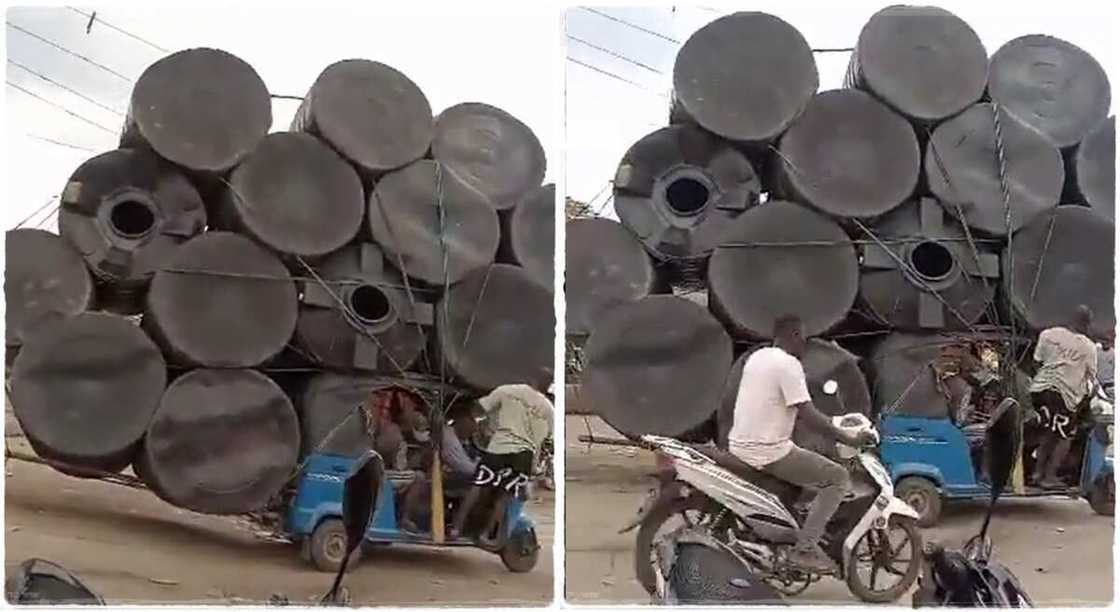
<box><xmin>11</xmin><ymin>197</ymin><xmax>59</xmax><ymax>230</ymax></box>
<box><xmin>26</xmin><ymin>133</ymin><xmax>99</xmax><ymax>153</ymax></box>
<box><xmin>6</xmin><ymin>22</ymin><xmax>133</xmax><ymax>82</ymax></box>
<box><xmin>8</xmin><ymin>59</ymin><xmax>125</xmax><ymax>116</ymax></box>
<box><xmin>579</xmin><ymin>7</ymin><xmax>681</xmax><ymax>44</ymax></box>
<box><xmin>66</xmin><ymin>7</ymin><xmax>169</xmax><ymax>53</ymax></box>
<box><xmin>6</xmin><ymin>81</ymin><xmax>117</xmax><ymax>134</ymax></box>
<box><xmin>567</xmin><ymin>57</ymin><xmax>667</xmax><ymax>98</ymax></box>
<box><xmin>567</xmin><ymin>35</ymin><xmax>664</xmax><ymax>74</ymax></box>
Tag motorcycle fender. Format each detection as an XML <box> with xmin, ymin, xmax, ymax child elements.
<box><xmin>883</xmin><ymin>497</ymin><xmax>921</xmax><ymax>522</ymax></box>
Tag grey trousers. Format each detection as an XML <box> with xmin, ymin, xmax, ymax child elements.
<box><xmin>760</xmin><ymin>446</ymin><xmax>850</xmax><ymax>550</ymax></box>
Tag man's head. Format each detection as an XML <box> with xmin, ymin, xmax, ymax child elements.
<box><xmin>531</xmin><ymin>369</ymin><xmax>554</xmax><ymax>395</ymax></box>
<box><xmin>772</xmin><ymin>313</ymin><xmax>807</xmax><ymax>357</ymax></box>
<box><xmin>1072</xmin><ymin>305</ymin><xmax>1094</xmax><ymax>335</ymax></box>
<box><xmin>448</xmin><ymin>402</ymin><xmax>480</xmax><ymax>439</ymax></box>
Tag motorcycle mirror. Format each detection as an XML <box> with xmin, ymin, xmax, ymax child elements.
<box><xmin>323</xmin><ymin>450</ymin><xmax>384</xmax><ymax>604</ymax></box>
<box><xmin>822</xmin><ymin>380</ymin><xmax>839</xmax><ymax>396</ymax></box>
<box><xmin>985</xmin><ymin>398</ymin><xmax>1022</xmax><ymax>500</ymax></box>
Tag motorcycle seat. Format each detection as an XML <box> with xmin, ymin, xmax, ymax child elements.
<box><xmin>685</xmin><ymin>444</ymin><xmax>801</xmax><ymax>501</ymax></box>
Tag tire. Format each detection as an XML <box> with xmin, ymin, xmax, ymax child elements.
<box><xmin>500</xmin><ymin>529</ymin><xmax>539</xmax><ymax>573</ymax></box>
<box><xmin>846</xmin><ymin>516</ymin><xmax>923</xmax><ymax>604</ymax></box>
<box><xmin>1088</xmin><ymin>476</ymin><xmax>1114</xmax><ymax>516</ymax></box>
<box><xmin>633</xmin><ymin>495</ymin><xmax>711</xmax><ymax>596</ymax></box>
<box><xmin>895</xmin><ymin>477</ymin><xmax>942</xmax><ymax>528</ymax></box>
<box><xmin>309</xmin><ymin>518</ymin><xmax>361</xmax><ymax>573</ymax></box>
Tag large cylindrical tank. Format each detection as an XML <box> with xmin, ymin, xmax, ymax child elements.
<box><xmin>613</xmin><ymin>125</ymin><xmax>760</xmax><ymax>261</ymax></box>
<box><xmin>708</xmin><ymin>201</ymin><xmax>859</xmax><ymax>339</ymax></box>
<box><xmin>1004</xmin><ymin>205</ymin><xmax>1115</xmax><ymax>339</ymax></box>
<box><xmin>565</xmin><ymin>217</ymin><xmax>663</xmax><ymax>338</ymax></box>
<box><xmin>774</xmin><ymin>89</ymin><xmax>920</xmax><ymax>219</ymax></box>
<box><xmin>368</xmin><ymin>160</ymin><xmax>500</xmax><ymax>286</ymax></box>
<box><xmin>10</xmin><ymin>312</ymin><xmax>166</xmax><ymax>473</ymax></box>
<box><xmin>718</xmin><ymin>339</ymin><xmax>871</xmax><ymax>457</ymax></box>
<box><xmin>144</xmin><ymin>231</ymin><xmax>298</xmax><ymax>367</ymax></box>
<box><xmin>671</xmin><ymin>12</ymin><xmax>818</xmax><ymax>146</ymax></box>
<box><xmin>292</xmin><ymin>60</ymin><xmax>432</xmax><ymax>176</ymax></box>
<box><xmin>988</xmin><ymin>35</ymin><xmax>1112</xmax><ymax>149</ymax></box>
<box><xmin>866</xmin><ymin>332</ymin><xmax>957</xmax><ymax>419</ymax></box>
<box><xmin>5</xmin><ymin>229</ymin><xmax>94</xmax><ymax>350</ymax></box>
<box><xmin>845</xmin><ymin>5</ymin><xmax>986</xmax><ymax>124</ymax></box>
<box><xmin>1071</xmin><ymin>116</ymin><xmax>1115</xmax><ymax>220</ymax></box>
<box><xmin>121</xmin><ymin>48</ymin><xmax>271</xmax><ymax>173</ymax></box>
<box><xmin>294</xmin><ymin>243</ymin><xmax>431</xmax><ymax>373</ymax></box>
<box><xmin>58</xmin><ymin>148</ymin><xmax>207</xmax><ymax>312</ymax></box>
<box><xmin>860</xmin><ymin>198</ymin><xmax>1000</xmax><ymax>330</ymax></box>
<box><xmin>138</xmin><ymin>369</ymin><xmax>300</xmax><ymax>514</ymax></box>
<box><xmin>502</xmin><ymin>183</ymin><xmax>555</xmax><ymax>291</ymax></box>
<box><xmin>215</xmin><ymin>132</ymin><xmax>365</xmax><ymax>258</ymax></box>
<box><xmin>925</xmin><ymin>103</ymin><xmax>1065</xmax><ymax>236</ymax></box>
<box><xmin>437</xmin><ymin>264</ymin><xmax>553</xmax><ymax>390</ymax></box>
<box><xmin>296</xmin><ymin>374</ymin><xmax>429</xmax><ymax>459</ymax></box>
<box><xmin>582</xmin><ymin>295</ymin><xmax>733</xmax><ymax>437</ymax></box>
<box><xmin>432</xmin><ymin>103</ymin><xmax>546</xmax><ymax>211</ymax></box>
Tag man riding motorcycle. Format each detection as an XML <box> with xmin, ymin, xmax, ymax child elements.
<box><xmin>727</xmin><ymin>313</ymin><xmax>876</xmax><ymax>572</ymax></box>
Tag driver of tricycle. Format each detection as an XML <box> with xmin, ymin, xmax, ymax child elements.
<box><xmin>398</xmin><ymin>402</ymin><xmax>483</xmax><ymax>533</ymax></box>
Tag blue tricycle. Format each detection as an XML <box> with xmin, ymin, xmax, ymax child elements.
<box><xmin>881</xmin><ymin>391</ymin><xmax>1114</xmax><ymax>527</ymax></box>
<box><xmin>285</xmin><ymin>453</ymin><xmax>541</xmax><ymax>573</ymax></box>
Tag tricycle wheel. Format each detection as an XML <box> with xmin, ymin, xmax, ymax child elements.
<box><xmin>1088</xmin><ymin>476</ymin><xmax>1114</xmax><ymax>516</ymax></box>
<box><xmin>310</xmin><ymin>518</ymin><xmax>361</xmax><ymax>573</ymax></box>
<box><xmin>846</xmin><ymin>516</ymin><xmax>923</xmax><ymax>604</ymax></box>
<box><xmin>500</xmin><ymin>529</ymin><xmax>539</xmax><ymax>573</ymax></box>
<box><xmin>895</xmin><ymin>477</ymin><xmax>942</xmax><ymax>528</ymax></box>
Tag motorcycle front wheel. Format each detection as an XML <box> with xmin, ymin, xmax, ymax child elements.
<box><xmin>846</xmin><ymin>516</ymin><xmax>922</xmax><ymax>603</ymax></box>
<box><xmin>634</xmin><ymin>495</ymin><xmax>712</xmax><ymax>595</ymax></box>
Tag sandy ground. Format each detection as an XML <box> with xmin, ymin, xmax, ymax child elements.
<box><xmin>565</xmin><ymin>415</ymin><xmax>1115</xmax><ymax>607</ymax></box>
<box><xmin>3</xmin><ymin>412</ymin><xmax>554</xmax><ymax>606</ymax></box>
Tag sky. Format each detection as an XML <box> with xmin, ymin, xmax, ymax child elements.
<box><xmin>564</xmin><ymin>2</ymin><xmax>1117</xmax><ymax>218</ymax></box>
<box><xmin>2</xmin><ymin>4</ymin><xmax>559</xmax><ymax>231</ymax></box>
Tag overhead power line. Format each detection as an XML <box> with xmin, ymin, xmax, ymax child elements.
<box><xmin>12</xmin><ymin>196</ymin><xmax>59</xmax><ymax>230</ymax></box>
<box><xmin>26</xmin><ymin>133</ymin><xmax>99</xmax><ymax>153</ymax></box>
<box><xmin>579</xmin><ymin>7</ymin><xmax>681</xmax><ymax>45</ymax></box>
<box><xmin>568</xmin><ymin>35</ymin><xmax>664</xmax><ymax>75</ymax></box>
<box><xmin>813</xmin><ymin>47</ymin><xmax>855</xmax><ymax>53</ymax></box>
<box><xmin>66</xmin><ymin>6</ymin><xmax>170</xmax><ymax>54</ymax></box>
<box><xmin>567</xmin><ymin>57</ymin><xmax>668</xmax><ymax>98</ymax></box>
<box><xmin>8</xmin><ymin>59</ymin><xmax>125</xmax><ymax>116</ymax></box>
<box><xmin>6</xmin><ymin>22</ymin><xmax>133</xmax><ymax>82</ymax></box>
<box><xmin>7</xmin><ymin>81</ymin><xmax>117</xmax><ymax>134</ymax></box>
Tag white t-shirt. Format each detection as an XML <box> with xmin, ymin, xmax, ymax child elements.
<box><xmin>1030</xmin><ymin>327</ymin><xmax>1098</xmax><ymax>410</ymax></box>
<box><xmin>727</xmin><ymin>347</ymin><xmax>812</xmax><ymax>467</ymax></box>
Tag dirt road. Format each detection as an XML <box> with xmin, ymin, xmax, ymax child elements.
<box><xmin>565</xmin><ymin>415</ymin><xmax>1114</xmax><ymax>606</ymax></box>
<box><xmin>4</xmin><ymin>425</ymin><xmax>553</xmax><ymax>606</ymax></box>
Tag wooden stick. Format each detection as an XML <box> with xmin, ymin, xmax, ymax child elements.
<box><xmin>430</xmin><ymin>453</ymin><xmax>445</xmax><ymax>544</ymax></box>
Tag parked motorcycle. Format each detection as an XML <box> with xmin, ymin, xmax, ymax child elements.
<box><xmin>626</xmin><ymin>380</ymin><xmax>923</xmax><ymax>604</ymax></box>
<box><xmin>912</xmin><ymin>398</ymin><xmax>1033</xmax><ymax>607</ymax></box>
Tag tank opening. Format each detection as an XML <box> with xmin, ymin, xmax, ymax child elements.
<box><xmin>665</xmin><ymin>177</ymin><xmax>710</xmax><ymax>215</ymax></box>
<box><xmin>349</xmin><ymin>284</ymin><xmax>392</xmax><ymax>325</ymax></box>
<box><xmin>109</xmin><ymin>200</ymin><xmax>156</xmax><ymax>238</ymax></box>
<box><xmin>910</xmin><ymin>241</ymin><xmax>955</xmax><ymax>281</ymax></box>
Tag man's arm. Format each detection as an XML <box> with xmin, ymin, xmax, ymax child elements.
<box><xmin>793</xmin><ymin>401</ymin><xmax>863</xmax><ymax>445</ymax></box>
<box><xmin>440</xmin><ymin>431</ymin><xmax>477</xmax><ymax>476</ymax></box>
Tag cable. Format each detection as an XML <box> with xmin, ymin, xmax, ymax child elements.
<box><xmin>26</xmin><ymin>133</ymin><xmax>99</xmax><ymax>153</ymax></box>
<box><xmin>813</xmin><ymin>47</ymin><xmax>855</xmax><ymax>53</ymax></box>
<box><xmin>567</xmin><ymin>35</ymin><xmax>663</xmax><ymax>75</ymax></box>
<box><xmin>270</xmin><ymin>94</ymin><xmax>305</xmax><ymax>101</ymax></box>
<box><xmin>6</xmin><ymin>22</ymin><xmax>133</xmax><ymax>82</ymax></box>
<box><xmin>66</xmin><ymin>7</ymin><xmax>169</xmax><ymax>53</ymax></box>
<box><xmin>579</xmin><ymin>7</ymin><xmax>681</xmax><ymax>44</ymax></box>
<box><xmin>8</xmin><ymin>59</ymin><xmax>125</xmax><ymax>116</ymax></box>
<box><xmin>567</xmin><ymin>57</ymin><xmax>668</xmax><ymax>98</ymax></box>
<box><xmin>11</xmin><ymin>197</ymin><xmax>58</xmax><ymax>230</ymax></box>
<box><xmin>6</xmin><ymin>81</ymin><xmax>117</xmax><ymax>134</ymax></box>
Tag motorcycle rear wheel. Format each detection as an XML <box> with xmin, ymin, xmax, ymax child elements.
<box><xmin>634</xmin><ymin>495</ymin><xmax>712</xmax><ymax>595</ymax></box>
<box><xmin>846</xmin><ymin>516</ymin><xmax>922</xmax><ymax>603</ymax></box>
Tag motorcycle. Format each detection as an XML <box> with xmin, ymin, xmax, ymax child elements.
<box><xmin>625</xmin><ymin>380</ymin><xmax>923</xmax><ymax>604</ymax></box>
<box><xmin>912</xmin><ymin>397</ymin><xmax>1033</xmax><ymax>607</ymax></box>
